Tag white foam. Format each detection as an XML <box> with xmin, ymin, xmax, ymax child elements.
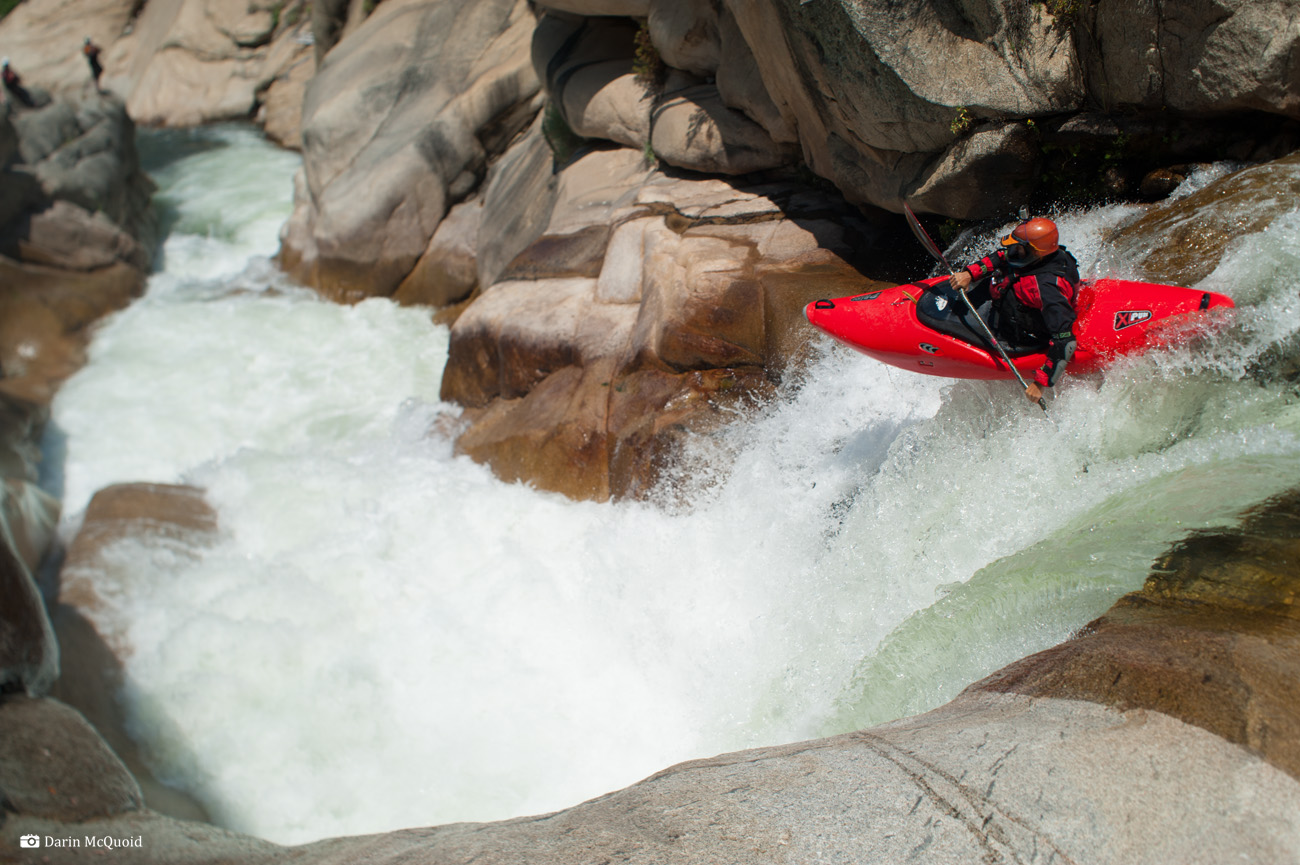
<box><xmin>48</xmin><ymin>134</ymin><xmax>1300</xmax><ymax>844</ymax></box>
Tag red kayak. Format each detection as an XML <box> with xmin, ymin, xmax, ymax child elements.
<box><xmin>803</xmin><ymin>276</ymin><xmax>1234</xmax><ymax>380</ymax></box>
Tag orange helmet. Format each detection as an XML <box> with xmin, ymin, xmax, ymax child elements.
<box><xmin>1001</xmin><ymin>217</ymin><xmax>1059</xmax><ymax>264</ymax></box>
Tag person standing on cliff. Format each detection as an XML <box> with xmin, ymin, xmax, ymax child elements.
<box><xmin>83</xmin><ymin>37</ymin><xmax>103</xmax><ymax>87</ymax></box>
<box><xmin>943</xmin><ymin>217</ymin><xmax>1080</xmax><ymax>403</ymax></box>
<box><xmin>2</xmin><ymin>59</ymin><xmax>35</xmax><ymax>107</ymax></box>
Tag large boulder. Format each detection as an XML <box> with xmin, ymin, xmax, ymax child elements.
<box><xmin>712</xmin><ymin>0</ymin><xmax>1080</xmax><ymax>216</ymax></box>
<box><xmin>442</xmin><ymin>142</ymin><xmax>896</xmax><ymax>501</ymax></box>
<box><xmin>0</xmin><ymin>0</ymin><xmax>315</xmax><ymax>140</ymax></box>
<box><xmin>278</xmin><ymin>0</ymin><xmax>543</xmax><ymax>302</ymax></box>
<box><xmin>50</xmin><ymin>482</ymin><xmax>218</xmax><ymax>821</ymax></box>
<box><xmin>533</xmin><ymin>13</ymin><xmax>796</xmax><ymax>178</ymax></box>
<box><xmin>650</xmin><ymin>77</ymin><xmax>798</xmax><ymax>176</ymax></box>
<box><xmin>0</xmin><ymin>92</ymin><xmax>153</xmax><ymax>405</ymax></box>
<box><xmin>104</xmin><ymin>0</ymin><xmax>314</xmax><ymax>130</ymax></box>
<box><xmin>1084</xmin><ymin>0</ymin><xmax>1300</xmax><ymax>118</ymax></box>
<box><xmin>0</xmin><ymin>696</ymin><xmax>143</xmax><ymax>821</ymax></box>
<box><xmin>523</xmin><ymin>0</ymin><xmax>1300</xmax><ymax>217</ymax></box>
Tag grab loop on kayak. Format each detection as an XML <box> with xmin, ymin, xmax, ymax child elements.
<box><xmin>814</xmin><ymin>299</ymin><xmax>835</xmax><ymax>309</ymax></box>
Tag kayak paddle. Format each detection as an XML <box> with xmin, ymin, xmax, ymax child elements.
<box><xmin>902</xmin><ymin>204</ymin><xmax>1048</xmax><ymax>412</ymax></box>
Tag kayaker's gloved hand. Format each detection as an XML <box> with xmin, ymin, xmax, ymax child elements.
<box><xmin>1034</xmin><ymin>331</ymin><xmax>1077</xmax><ymax>389</ymax></box>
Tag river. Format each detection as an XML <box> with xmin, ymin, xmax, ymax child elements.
<box><xmin>41</xmin><ymin>125</ymin><xmax>1300</xmax><ymax>845</ymax></box>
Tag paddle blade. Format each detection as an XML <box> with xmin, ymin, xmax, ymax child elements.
<box><xmin>902</xmin><ymin>203</ymin><xmax>951</xmax><ymax>272</ymax></box>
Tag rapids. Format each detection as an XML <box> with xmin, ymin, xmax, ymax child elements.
<box><xmin>43</xmin><ymin>126</ymin><xmax>1300</xmax><ymax>845</ymax></box>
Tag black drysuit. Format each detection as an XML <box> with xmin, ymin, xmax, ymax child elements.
<box><xmin>960</xmin><ymin>246</ymin><xmax>1080</xmax><ymax>388</ymax></box>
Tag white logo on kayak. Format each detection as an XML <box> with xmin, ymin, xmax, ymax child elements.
<box><xmin>1114</xmin><ymin>309</ymin><xmax>1152</xmax><ymax>330</ymax></box>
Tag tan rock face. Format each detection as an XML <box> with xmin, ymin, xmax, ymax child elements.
<box><xmin>441</xmin><ymin>144</ymin><xmax>894</xmax><ymax>501</ymax></box>
<box><xmin>108</xmin><ymin>0</ymin><xmax>315</xmax><ymax>129</ymax></box>
<box><xmin>650</xmin><ymin>81</ymin><xmax>797</xmax><ymax>176</ymax></box>
<box><xmin>0</xmin><ymin>0</ymin><xmax>135</xmax><ymax>94</ymax></box>
<box><xmin>280</xmin><ymin>0</ymin><xmax>542</xmax><ymax>302</ymax></box>
<box><xmin>394</xmin><ymin>198</ymin><xmax>484</xmax><ymax>308</ymax></box>
<box><xmin>973</xmin><ymin>487</ymin><xmax>1300</xmax><ymax>781</ymax></box>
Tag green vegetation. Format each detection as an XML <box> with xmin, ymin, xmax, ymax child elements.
<box><xmin>950</xmin><ymin>106</ymin><xmax>974</xmax><ymax>136</ymax></box>
<box><xmin>542</xmin><ymin>102</ymin><xmax>586</xmax><ymax>168</ymax></box>
<box><xmin>1103</xmin><ymin>131</ymin><xmax>1131</xmax><ymax>164</ymax></box>
<box><xmin>0</xmin><ymin>0</ymin><xmax>20</xmax><ymax>19</ymax></box>
<box><xmin>1041</xmin><ymin>0</ymin><xmax>1082</xmax><ymax>18</ymax></box>
<box><xmin>632</xmin><ymin>19</ymin><xmax>664</xmax><ymax>91</ymax></box>
<box><xmin>641</xmin><ymin>139</ymin><xmax>657</xmax><ymax>168</ymax></box>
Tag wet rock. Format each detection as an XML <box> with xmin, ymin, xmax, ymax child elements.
<box><xmin>60</xmin><ymin>484</ymin><xmax>219</xmax><ymax>610</ymax></box>
<box><xmin>45</xmin><ymin>483</ymin><xmax>218</xmax><ymax>822</ymax></box>
<box><xmin>279</xmin><ymin>0</ymin><xmax>542</xmax><ymax>302</ymax></box>
<box><xmin>0</xmin><ymin>390</ymin><xmax>59</xmax><ymax>702</ymax></box>
<box><xmin>1105</xmin><ymin>152</ymin><xmax>1300</xmax><ymax>287</ymax></box>
<box><xmin>1139</xmin><ymin>167</ymin><xmax>1186</xmax><ymax>199</ymax></box>
<box><xmin>974</xmin><ymin>488</ymin><xmax>1300</xmax><ymax>779</ymax></box>
<box><xmin>0</xmin><ymin>256</ymin><xmax>144</xmax><ymax>405</ymax></box>
<box><xmin>0</xmin><ymin>484</ymin><xmax>60</xmax><ymax>696</ymax></box>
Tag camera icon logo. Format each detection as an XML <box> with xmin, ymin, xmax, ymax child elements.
<box><xmin>19</xmin><ymin>834</ymin><xmax>40</xmax><ymax>848</ymax></box>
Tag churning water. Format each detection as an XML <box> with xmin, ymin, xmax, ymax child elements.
<box><xmin>44</xmin><ymin>127</ymin><xmax>1300</xmax><ymax>844</ymax></box>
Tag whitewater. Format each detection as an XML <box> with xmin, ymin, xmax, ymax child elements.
<box><xmin>43</xmin><ymin>125</ymin><xmax>1300</xmax><ymax>845</ymax></box>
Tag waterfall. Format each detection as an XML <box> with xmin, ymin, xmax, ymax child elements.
<box><xmin>44</xmin><ymin>125</ymin><xmax>1300</xmax><ymax>844</ymax></box>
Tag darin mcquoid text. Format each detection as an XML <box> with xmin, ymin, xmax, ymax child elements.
<box><xmin>18</xmin><ymin>834</ymin><xmax>145</xmax><ymax>849</ymax></box>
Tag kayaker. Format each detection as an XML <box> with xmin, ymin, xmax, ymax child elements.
<box><xmin>944</xmin><ymin>217</ymin><xmax>1079</xmax><ymax>403</ymax></box>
